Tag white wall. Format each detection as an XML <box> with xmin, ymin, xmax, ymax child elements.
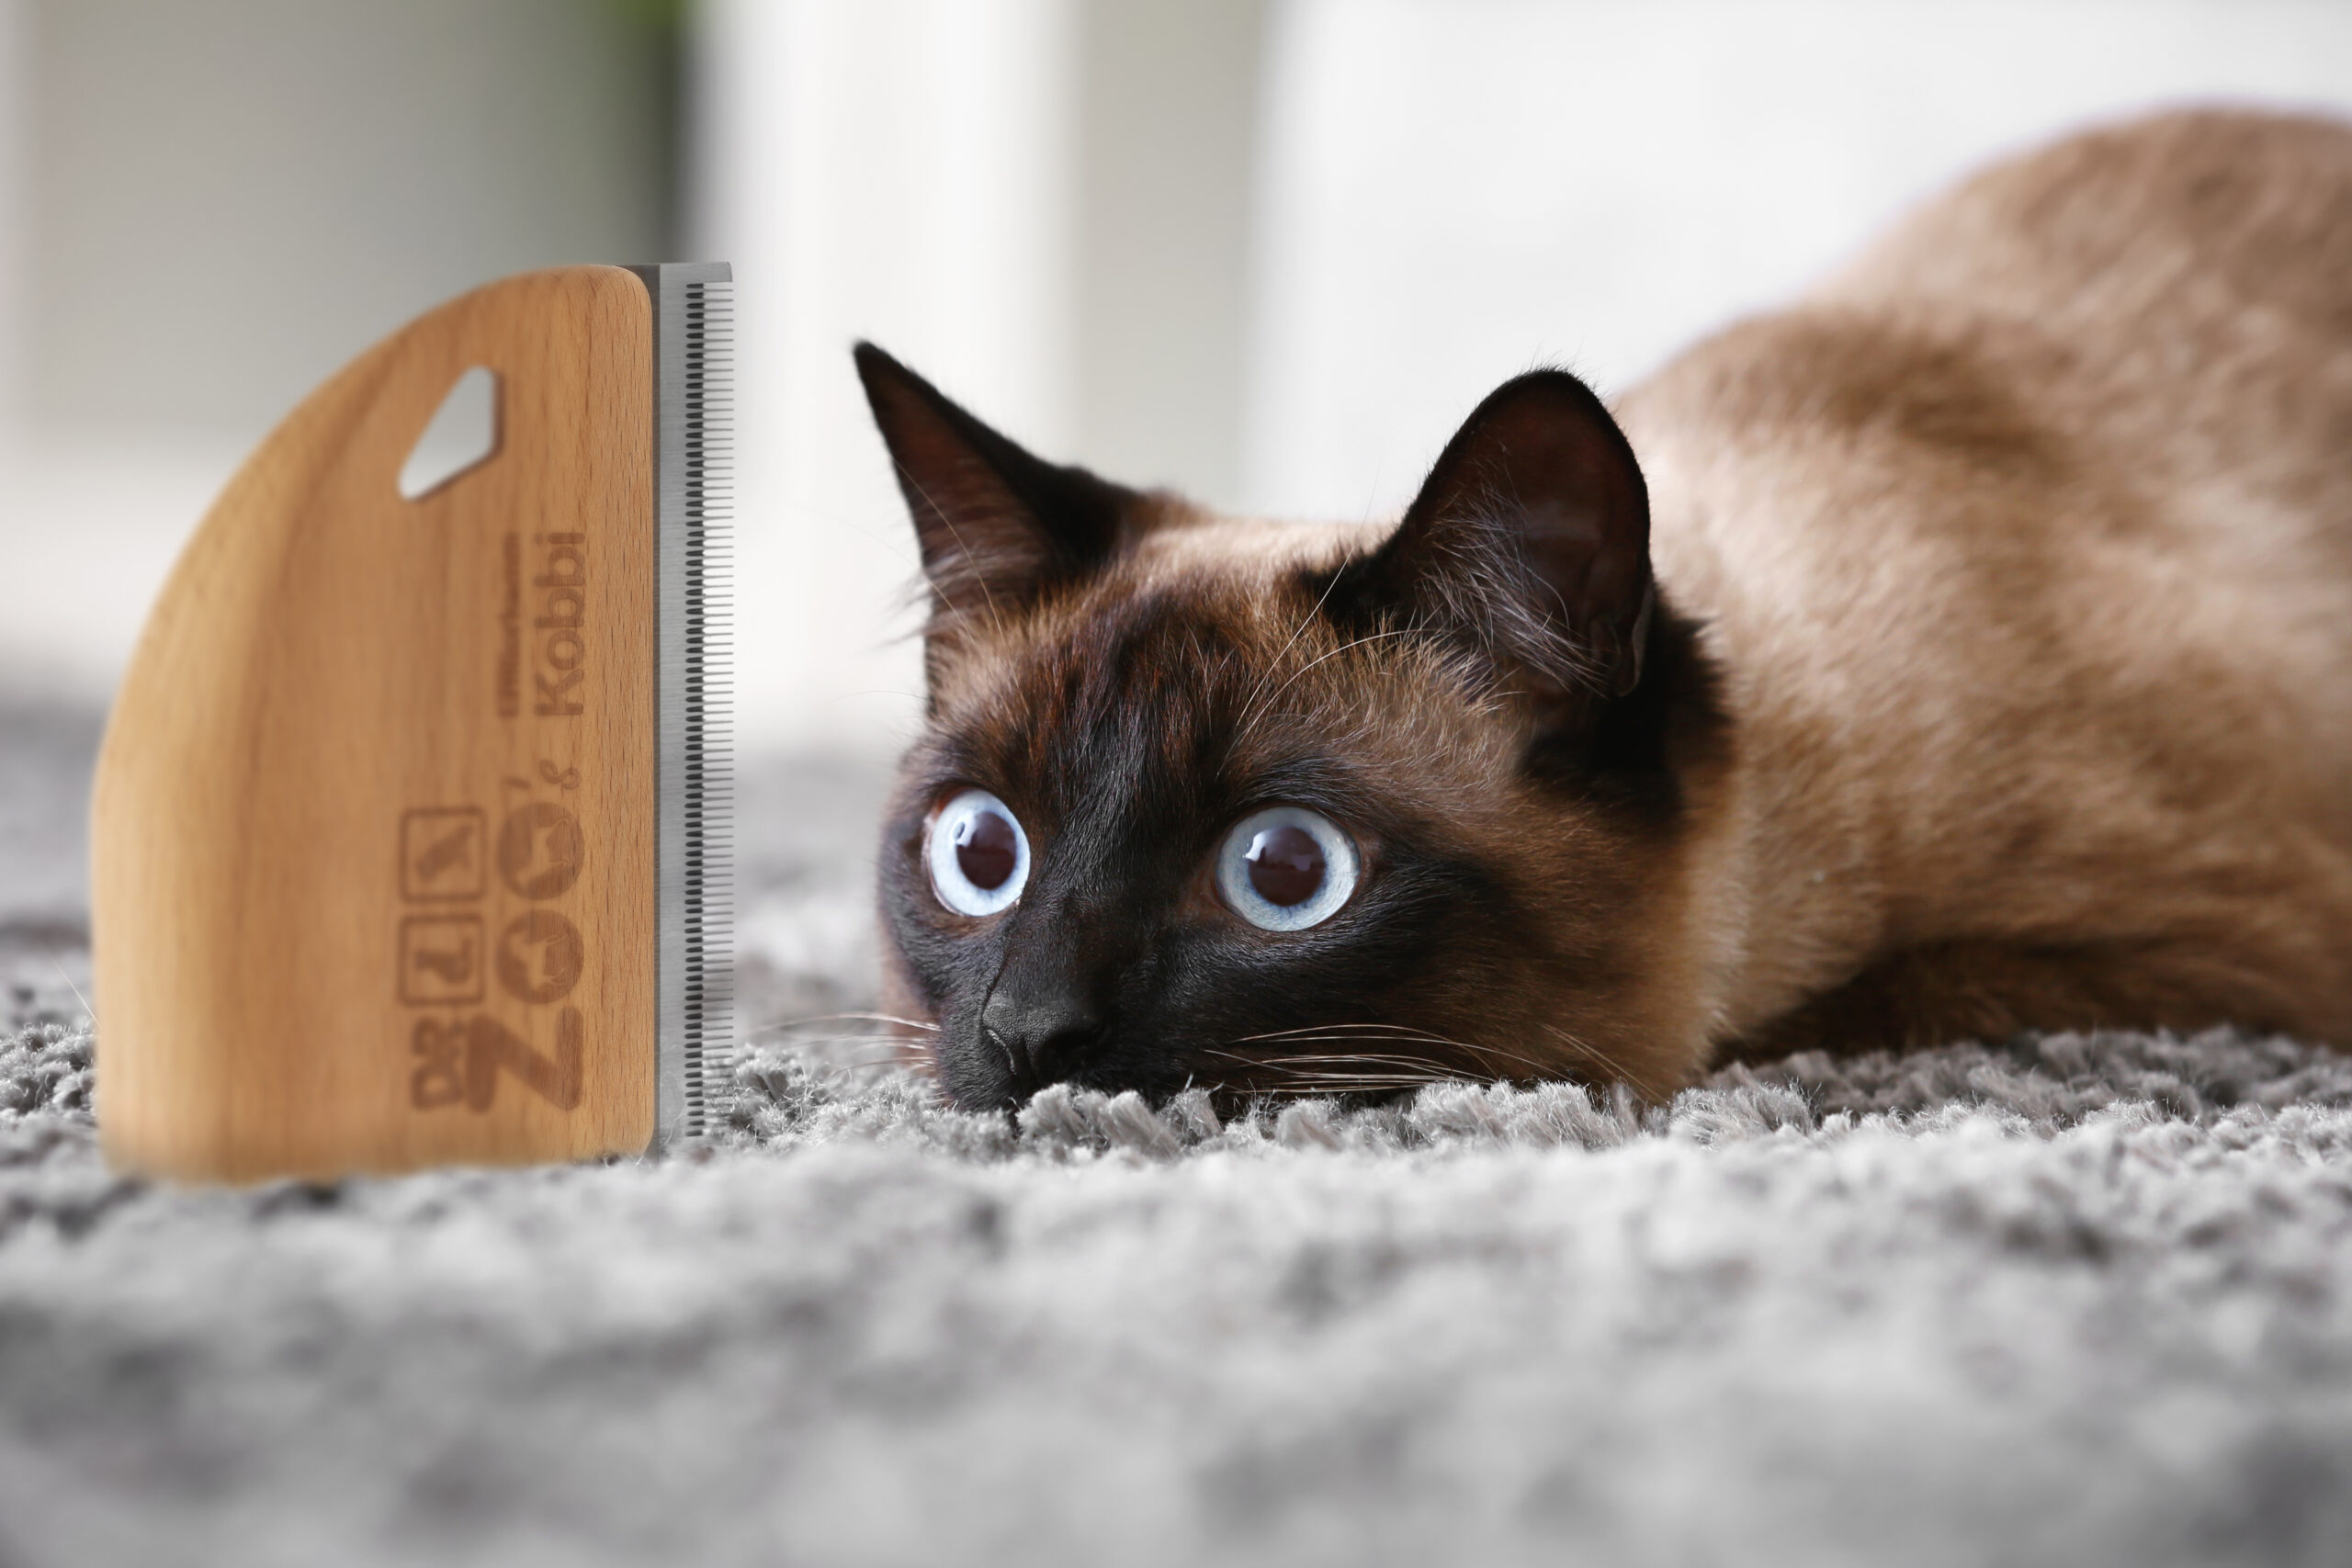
<box><xmin>0</xmin><ymin>0</ymin><xmax>1266</xmax><ymax>753</ymax></box>
<box><xmin>692</xmin><ymin>0</ymin><xmax>1271</xmax><ymax>758</ymax></box>
<box><xmin>1244</xmin><ymin>0</ymin><xmax>2352</xmax><ymax>522</ymax></box>
<box><xmin>0</xmin><ymin>0</ymin><xmax>671</xmax><ymax>708</ymax></box>
<box><xmin>705</xmin><ymin>0</ymin><xmax>2352</xmax><ymax>757</ymax></box>
<box><xmin>693</xmin><ymin>0</ymin><xmax>1080</xmax><ymax>760</ymax></box>
<box><xmin>6</xmin><ymin>0</ymin><xmax>2345</xmax><ymax>752</ymax></box>
<box><xmin>0</xmin><ymin>0</ymin><xmax>18</xmax><ymax>429</ymax></box>
<box><xmin>1073</xmin><ymin>0</ymin><xmax>1266</xmax><ymax>506</ymax></box>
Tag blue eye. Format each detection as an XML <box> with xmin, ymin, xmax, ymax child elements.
<box><xmin>927</xmin><ymin>788</ymin><xmax>1029</xmax><ymax>916</ymax></box>
<box><xmin>1216</xmin><ymin>807</ymin><xmax>1359</xmax><ymax>931</ymax></box>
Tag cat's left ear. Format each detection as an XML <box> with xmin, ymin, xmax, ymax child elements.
<box><xmin>1342</xmin><ymin>368</ymin><xmax>1655</xmax><ymax>705</ymax></box>
<box><xmin>854</xmin><ymin>342</ymin><xmax>1141</xmax><ymax>634</ymax></box>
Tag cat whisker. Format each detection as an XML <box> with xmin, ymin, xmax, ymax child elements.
<box><xmin>1225</xmin><ymin>1053</ymin><xmax>1468</xmax><ymax>1075</ymax></box>
<box><xmin>1254</xmin><ymin>1085</ymin><xmax>1448</xmax><ymax>1099</ymax></box>
<box><xmin>1216</xmin><ymin>1045</ymin><xmax>1478</xmax><ymax>1067</ymax></box>
<box><xmin>1203</xmin><ymin>1043</ymin><xmax>1450</xmax><ymax>1066</ymax></box>
<box><xmin>1257</xmin><ymin>1077</ymin><xmax>1465</xmax><ymax>1099</ymax></box>
<box><xmin>741</xmin><ymin>1032</ymin><xmax>922</xmax><ymax>1057</ymax></box>
<box><xmin>1233</xmin><ymin>563</ymin><xmax>1352</xmax><ymax>740</ymax></box>
<box><xmin>1214</xmin><ymin>1068</ymin><xmax>1459</xmax><ymax>1090</ymax></box>
<box><xmin>1257</xmin><ymin>1073</ymin><xmax>1456</xmax><ymax>1089</ymax></box>
<box><xmin>1533</xmin><ymin>1022</ymin><xmax>1645</xmax><ymax>1090</ymax></box>
<box><xmin>1284</xmin><ymin>1023</ymin><xmax>1564</xmax><ymax>1077</ymax></box>
<box><xmin>1226</xmin><ymin>1021</ymin><xmax>1488</xmax><ymax>1049</ymax></box>
<box><xmin>1215</xmin><ymin>1022</ymin><xmax>1604</xmax><ymax>1089</ymax></box>
<box><xmin>1251</xmin><ymin>629</ymin><xmax>1417</xmax><ymax>723</ymax></box>
<box><xmin>1193</xmin><ymin>1047</ymin><xmax>1465</xmax><ymax>1095</ymax></box>
<box><xmin>1226</xmin><ymin>1021</ymin><xmax>1527</xmax><ymax>1063</ymax></box>
<box><xmin>742</xmin><ymin>1010</ymin><xmax>940</xmax><ymax>1042</ymax></box>
<box><xmin>1226</xmin><ymin>1022</ymin><xmax>1388</xmax><ymax>1043</ymax></box>
<box><xmin>889</xmin><ymin>463</ymin><xmax>1011</xmax><ymax>645</ymax></box>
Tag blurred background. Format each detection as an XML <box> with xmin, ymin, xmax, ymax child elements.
<box><xmin>0</xmin><ymin>0</ymin><xmax>2348</xmax><ymax>761</ymax></box>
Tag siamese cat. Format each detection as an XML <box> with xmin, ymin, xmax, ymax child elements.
<box><xmin>854</xmin><ymin>109</ymin><xmax>2352</xmax><ymax>1112</ymax></box>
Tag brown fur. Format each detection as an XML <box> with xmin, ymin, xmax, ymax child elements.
<box><xmin>865</xmin><ymin>110</ymin><xmax>2352</xmax><ymax>1106</ymax></box>
<box><xmin>1634</xmin><ymin>108</ymin><xmax>2352</xmax><ymax>1067</ymax></box>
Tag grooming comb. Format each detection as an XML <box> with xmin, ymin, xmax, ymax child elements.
<box><xmin>89</xmin><ymin>264</ymin><xmax>733</xmax><ymax>1180</ymax></box>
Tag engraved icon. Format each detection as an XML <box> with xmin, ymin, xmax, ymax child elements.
<box><xmin>399</xmin><ymin>915</ymin><xmax>485</xmax><ymax>1005</ymax></box>
<box><xmin>409</xmin><ymin>1010</ymin><xmax>584</xmax><ymax>1112</ymax></box>
<box><xmin>496</xmin><ymin>910</ymin><xmax>584</xmax><ymax>1003</ymax></box>
<box><xmin>400</xmin><ymin>807</ymin><xmax>487</xmax><ymax>901</ymax></box>
<box><xmin>497</xmin><ymin>802</ymin><xmax>585</xmax><ymax>899</ymax></box>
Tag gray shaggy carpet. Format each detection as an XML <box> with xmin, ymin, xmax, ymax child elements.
<box><xmin>4</xmin><ymin>701</ymin><xmax>2352</xmax><ymax>1567</ymax></box>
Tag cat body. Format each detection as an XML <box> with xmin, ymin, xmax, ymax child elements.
<box><xmin>856</xmin><ymin>109</ymin><xmax>2352</xmax><ymax>1111</ymax></box>
<box><xmin>1635</xmin><ymin>108</ymin><xmax>2352</xmax><ymax>1064</ymax></box>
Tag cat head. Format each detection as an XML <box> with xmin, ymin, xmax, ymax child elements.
<box><xmin>855</xmin><ymin>344</ymin><xmax>1732</xmax><ymax>1111</ymax></box>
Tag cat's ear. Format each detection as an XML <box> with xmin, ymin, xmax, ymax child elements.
<box><xmin>1343</xmin><ymin>368</ymin><xmax>1654</xmax><ymax>705</ymax></box>
<box><xmin>854</xmin><ymin>343</ymin><xmax>1139</xmax><ymax>630</ymax></box>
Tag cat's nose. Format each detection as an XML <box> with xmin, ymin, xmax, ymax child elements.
<box><xmin>980</xmin><ymin>987</ymin><xmax>1106</xmax><ymax>1090</ymax></box>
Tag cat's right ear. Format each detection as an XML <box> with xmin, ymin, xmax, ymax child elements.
<box><xmin>854</xmin><ymin>343</ymin><xmax>1139</xmax><ymax>633</ymax></box>
<box><xmin>1335</xmin><ymin>367</ymin><xmax>1656</xmax><ymax>714</ymax></box>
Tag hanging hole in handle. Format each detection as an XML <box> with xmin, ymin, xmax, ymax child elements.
<box><xmin>399</xmin><ymin>366</ymin><xmax>501</xmax><ymax>501</ymax></box>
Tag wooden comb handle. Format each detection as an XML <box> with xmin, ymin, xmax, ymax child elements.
<box><xmin>92</xmin><ymin>267</ymin><xmax>659</xmax><ymax>1181</ymax></box>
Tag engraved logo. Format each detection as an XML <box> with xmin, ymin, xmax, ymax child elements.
<box><xmin>497</xmin><ymin>801</ymin><xmax>585</xmax><ymax>898</ymax></box>
<box><xmin>398</xmin><ymin>915</ymin><xmax>485</xmax><ymax>1005</ymax></box>
<box><xmin>409</xmin><ymin>1009</ymin><xmax>585</xmax><ymax>1111</ymax></box>
<box><xmin>397</xmin><ymin>774</ymin><xmax>590</xmax><ymax>1118</ymax></box>
<box><xmin>400</xmin><ymin>807</ymin><xmax>486</xmax><ymax>901</ymax></box>
<box><xmin>533</xmin><ymin>532</ymin><xmax>587</xmax><ymax>717</ymax></box>
<box><xmin>496</xmin><ymin>910</ymin><xmax>583</xmax><ymax>1003</ymax></box>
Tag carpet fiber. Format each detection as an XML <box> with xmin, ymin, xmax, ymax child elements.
<box><xmin>4</xmin><ymin>702</ymin><xmax>2350</xmax><ymax>1566</ymax></box>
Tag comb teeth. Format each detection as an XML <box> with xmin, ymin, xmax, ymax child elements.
<box><xmin>642</xmin><ymin>263</ymin><xmax>735</xmax><ymax>1147</ymax></box>
<box><xmin>681</xmin><ymin>276</ymin><xmax>734</xmax><ymax>1140</ymax></box>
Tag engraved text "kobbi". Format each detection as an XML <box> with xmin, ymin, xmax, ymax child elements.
<box><xmin>533</xmin><ymin>532</ymin><xmax>587</xmax><ymax>716</ymax></box>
